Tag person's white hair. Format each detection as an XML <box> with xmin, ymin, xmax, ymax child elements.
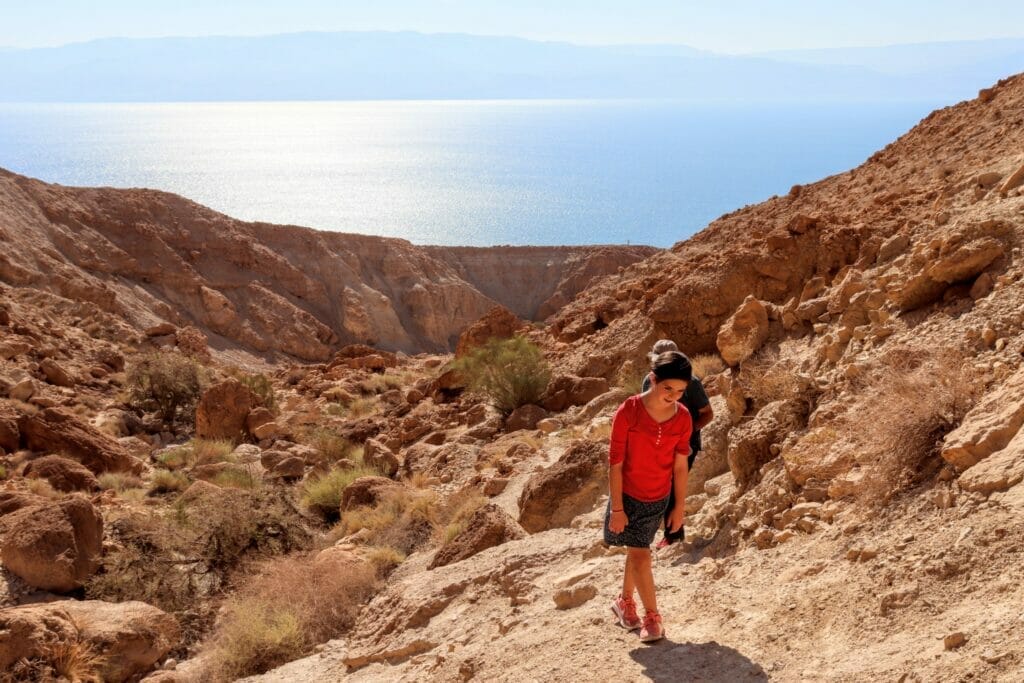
<box><xmin>647</xmin><ymin>338</ymin><xmax>678</xmax><ymax>362</ymax></box>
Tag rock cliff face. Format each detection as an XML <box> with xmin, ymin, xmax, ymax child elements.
<box><xmin>0</xmin><ymin>172</ymin><xmax>652</xmax><ymax>359</ymax></box>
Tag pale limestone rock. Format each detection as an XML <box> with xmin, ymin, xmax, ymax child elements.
<box><xmin>942</xmin><ymin>366</ymin><xmax>1024</xmax><ymax>470</ymax></box>
<box><xmin>717</xmin><ymin>296</ymin><xmax>769</xmax><ymax>367</ymax></box>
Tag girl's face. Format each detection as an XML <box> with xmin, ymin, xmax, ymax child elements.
<box><xmin>654</xmin><ymin>379</ymin><xmax>687</xmax><ymax>405</ymax></box>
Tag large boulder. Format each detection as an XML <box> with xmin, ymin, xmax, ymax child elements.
<box><xmin>340</xmin><ymin>476</ymin><xmax>406</xmax><ymax>512</ymax></box>
<box><xmin>18</xmin><ymin>407</ymin><xmax>142</xmax><ymax>474</ymax></box>
<box><xmin>541</xmin><ymin>375</ymin><xmax>611</xmax><ymax>412</ymax></box>
<box><xmin>39</xmin><ymin>358</ymin><xmax>75</xmax><ymax>387</ymax></box>
<box><xmin>0</xmin><ymin>600</ymin><xmax>180</xmax><ymax>682</ymax></box>
<box><xmin>194</xmin><ymin>379</ymin><xmax>258</xmax><ymax>443</ymax></box>
<box><xmin>429</xmin><ymin>503</ymin><xmax>525</xmax><ymax>569</ymax></box>
<box><xmin>0</xmin><ymin>494</ymin><xmax>103</xmax><ymax>592</ymax></box>
<box><xmin>454</xmin><ymin>306</ymin><xmax>525</xmax><ymax>358</ymax></box>
<box><xmin>518</xmin><ymin>440</ymin><xmax>607</xmax><ymax>533</ymax></box>
<box><xmin>23</xmin><ymin>455</ymin><xmax>100</xmax><ymax>492</ymax></box>
<box><xmin>717</xmin><ymin>296</ymin><xmax>770</xmax><ymax>367</ymax></box>
<box><xmin>363</xmin><ymin>438</ymin><xmax>401</xmax><ymax>478</ymax></box>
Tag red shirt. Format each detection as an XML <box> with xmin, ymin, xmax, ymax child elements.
<box><xmin>608</xmin><ymin>395</ymin><xmax>692</xmax><ymax>502</ymax></box>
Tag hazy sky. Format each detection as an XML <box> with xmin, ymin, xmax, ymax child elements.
<box><xmin>1</xmin><ymin>0</ymin><xmax>1023</xmax><ymax>53</ymax></box>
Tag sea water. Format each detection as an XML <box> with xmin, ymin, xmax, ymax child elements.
<box><xmin>0</xmin><ymin>99</ymin><xmax>941</xmax><ymax>247</ymax></box>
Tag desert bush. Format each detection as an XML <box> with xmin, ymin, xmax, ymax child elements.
<box><xmin>614</xmin><ymin>360</ymin><xmax>648</xmax><ymax>395</ymax></box>
<box><xmin>149</xmin><ymin>469</ymin><xmax>190</xmax><ymax>494</ymax></box>
<box><xmin>238</xmin><ymin>372</ymin><xmax>278</xmax><ymax>415</ymax></box>
<box><xmin>126</xmin><ymin>352</ymin><xmax>204</xmax><ymax>425</ymax></box>
<box><xmin>88</xmin><ymin>489</ymin><xmax>313</xmax><ymax>644</ymax></box>
<box><xmin>451</xmin><ymin>335</ymin><xmax>551</xmax><ymax>415</ymax></box>
<box><xmin>300</xmin><ymin>464</ymin><xmax>379</xmax><ymax>521</ymax></box>
<box><xmin>204</xmin><ymin>555</ymin><xmax>378</xmax><ymax>679</ymax></box>
<box><xmin>856</xmin><ymin>347</ymin><xmax>982</xmax><ymax>504</ymax></box>
<box><xmin>740</xmin><ymin>348</ymin><xmax>817</xmax><ymax>410</ymax></box>
<box><xmin>333</xmin><ymin>487</ymin><xmax>437</xmax><ymax>555</ymax></box>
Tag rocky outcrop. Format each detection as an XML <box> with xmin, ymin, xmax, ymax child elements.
<box><xmin>717</xmin><ymin>296</ymin><xmax>770</xmax><ymax>367</ymax></box>
<box><xmin>194</xmin><ymin>379</ymin><xmax>258</xmax><ymax>443</ymax></box>
<box><xmin>518</xmin><ymin>440</ymin><xmax>607</xmax><ymax>533</ymax></box>
<box><xmin>18</xmin><ymin>407</ymin><xmax>142</xmax><ymax>474</ymax></box>
<box><xmin>728</xmin><ymin>400</ymin><xmax>807</xmax><ymax>488</ymax></box>
<box><xmin>454</xmin><ymin>306</ymin><xmax>526</xmax><ymax>358</ymax></box>
<box><xmin>0</xmin><ymin>494</ymin><xmax>103</xmax><ymax>592</ymax></box>
<box><xmin>942</xmin><ymin>367</ymin><xmax>1024</xmax><ymax>470</ymax></box>
<box><xmin>540</xmin><ymin>374</ymin><xmax>610</xmax><ymax>413</ymax></box>
<box><xmin>429</xmin><ymin>504</ymin><xmax>525</xmax><ymax>569</ymax></box>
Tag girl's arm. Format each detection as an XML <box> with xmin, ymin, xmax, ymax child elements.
<box><xmin>609</xmin><ymin>462</ymin><xmax>627</xmax><ymax>532</ymax></box>
<box><xmin>608</xmin><ymin>400</ymin><xmax>631</xmax><ymax>533</ymax></box>
<box><xmin>667</xmin><ymin>451</ymin><xmax>688</xmax><ymax>532</ymax></box>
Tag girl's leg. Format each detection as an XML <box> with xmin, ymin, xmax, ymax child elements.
<box><xmin>627</xmin><ymin>547</ymin><xmax>657</xmax><ymax>613</ymax></box>
<box><xmin>621</xmin><ymin>552</ymin><xmax>636</xmax><ymax>599</ymax></box>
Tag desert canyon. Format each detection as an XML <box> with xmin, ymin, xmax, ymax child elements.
<box><xmin>0</xmin><ymin>74</ymin><xmax>1023</xmax><ymax>682</ymax></box>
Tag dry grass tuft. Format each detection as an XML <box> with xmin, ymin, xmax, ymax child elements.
<box><xmin>191</xmin><ymin>438</ymin><xmax>236</xmax><ymax>466</ymax></box>
<box><xmin>333</xmin><ymin>487</ymin><xmax>438</xmax><ymax>554</ymax></box>
<box><xmin>27</xmin><ymin>478</ymin><xmax>62</xmax><ymax>499</ymax></box>
<box><xmin>691</xmin><ymin>352</ymin><xmax>726</xmax><ymax>379</ymax></box>
<box><xmin>149</xmin><ymin>469</ymin><xmax>190</xmax><ymax>494</ymax></box>
<box><xmin>740</xmin><ymin>348</ymin><xmax>817</xmax><ymax>409</ymax></box>
<box><xmin>302</xmin><ymin>427</ymin><xmax>358</xmax><ymax>464</ymax></box>
<box><xmin>301</xmin><ymin>464</ymin><xmax>379</xmax><ymax>521</ymax></box>
<box><xmin>203</xmin><ymin>555</ymin><xmax>378</xmax><ymax>679</ymax></box>
<box><xmin>97</xmin><ymin>471</ymin><xmax>144</xmax><ymax>492</ymax></box>
<box><xmin>48</xmin><ymin>639</ymin><xmax>105</xmax><ymax>683</ymax></box>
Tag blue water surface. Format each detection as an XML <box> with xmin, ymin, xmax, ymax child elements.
<box><xmin>0</xmin><ymin>99</ymin><xmax>942</xmax><ymax>247</ymax></box>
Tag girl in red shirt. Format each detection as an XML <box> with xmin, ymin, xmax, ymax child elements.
<box><xmin>604</xmin><ymin>351</ymin><xmax>692</xmax><ymax>642</ymax></box>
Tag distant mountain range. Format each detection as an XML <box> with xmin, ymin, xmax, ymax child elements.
<box><xmin>0</xmin><ymin>31</ymin><xmax>1021</xmax><ymax>102</ymax></box>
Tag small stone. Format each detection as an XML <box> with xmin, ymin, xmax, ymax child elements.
<box><xmin>482</xmin><ymin>477</ymin><xmax>509</xmax><ymax>496</ymax></box>
<box><xmin>536</xmin><ymin>418</ymin><xmax>560</xmax><ymax>434</ymax></box>
<box><xmin>10</xmin><ymin>377</ymin><xmax>35</xmax><ymax>401</ymax></box>
<box><xmin>982</xmin><ymin>327</ymin><xmax>997</xmax><ymax>347</ymax></box>
<box><xmin>552</xmin><ymin>583</ymin><xmax>597</xmax><ymax>610</ymax></box>
<box><xmin>943</xmin><ymin>632</ymin><xmax>967</xmax><ymax>650</ymax></box>
<box><xmin>145</xmin><ymin>322</ymin><xmax>177</xmax><ymax>337</ymax></box>
<box><xmin>980</xmin><ymin>651</ymin><xmax>1007</xmax><ymax>664</ymax></box>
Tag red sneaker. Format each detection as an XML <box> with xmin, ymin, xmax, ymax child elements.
<box><xmin>640</xmin><ymin>611</ymin><xmax>665</xmax><ymax>642</ymax></box>
<box><xmin>611</xmin><ymin>595</ymin><xmax>642</xmax><ymax>630</ymax></box>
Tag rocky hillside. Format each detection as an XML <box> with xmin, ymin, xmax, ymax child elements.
<box><xmin>0</xmin><ymin>171</ymin><xmax>653</xmax><ymax>359</ymax></box>
<box><xmin>1</xmin><ymin>74</ymin><xmax>1023</xmax><ymax>683</ymax></box>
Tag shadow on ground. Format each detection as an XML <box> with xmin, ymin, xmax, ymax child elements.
<box><xmin>630</xmin><ymin>639</ymin><xmax>768</xmax><ymax>682</ymax></box>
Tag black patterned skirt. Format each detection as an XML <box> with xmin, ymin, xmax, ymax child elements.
<box><xmin>603</xmin><ymin>493</ymin><xmax>671</xmax><ymax>548</ymax></box>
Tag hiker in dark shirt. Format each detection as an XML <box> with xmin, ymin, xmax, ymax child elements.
<box><xmin>640</xmin><ymin>340</ymin><xmax>714</xmax><ymax>547</ymax></box>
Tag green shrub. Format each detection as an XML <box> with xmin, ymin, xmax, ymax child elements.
<box><xmin>301</xmin><ymin>465</ymin><xmax>378</xmax><ymax>521</ymax></box>
<box><xmin>451</xmin><ymin>335</ymin><xmax>551</xmax><ymax>415</ymax></box>
<box><xmin>126</xmin><ymin>352</ymin><xmax>204</xmax><ymax>425</ymax></box>
<box><xmin>238</xmin><ymin>372</ymin><xmax>278</xmax><ymax>415</ymax></box>
<box><xmin>157</xmin><ymin>446</ymin><xmax>193</xmax><ymax>470</ymax></box>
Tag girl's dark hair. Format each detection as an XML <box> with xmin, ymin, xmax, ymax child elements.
<box><xmin>651</xmin><ymin>351</ymin><xmax>692</xmax><ymax>383</ymax></box>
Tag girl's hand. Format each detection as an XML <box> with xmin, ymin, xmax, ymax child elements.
<box><xmin>667</xmin><ymin>506</ymin><xmax>685</xmax><ymax>533</ymax></box>
<box><xmin>609</xmin><ymin>509</ymin><xmax>628</xmax><ymax>533</ymax></box>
